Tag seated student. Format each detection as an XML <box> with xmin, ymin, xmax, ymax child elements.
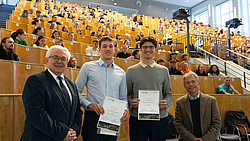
<box><xmin>19</xmin><ymin>10</ymin><xmax>31</xmax><ymax>19</ymax></box>
<box><xmin>135</xmin><ymin>35</ymin><xmax>141</xmax><ymax>42</ymax></box>
<box><xmin>169</xmin><ymin>59</ymin><xmax>182</xmax><ymax>75</ymax></box>
<box><xmin>97</xmin><ymin>34</ymin><xmax>103</xmax><ymax>40</ymax></box>
<box><xmin>67</xmin><ymin>57</ymin><xmax>81</xmax><ymax>69</ymax></box>
<box><xmin>68</xmin><ymin>32</ymin><xmax>76</xmax><ymax>42</ymax></box>
<box><xmin>91</xmin><ymin>31</ymin><xmax>97</xmax><ymax>37</ymax></box>
<box><xmin>85</xmin><ymin>39</ymin><xmax>100</xmax><ymax>56</ymax></box>
<box><xmin>31</xmin><ymin>19</ymin><xmax>41</xmax><ymax>27</ymax></box>
<box><xmin>158</xmin><ymin>42</ymin><xmax>166</xmax><ymax>52</ymax></box>
<box><xmin>98</xmin><ymin>26</ymin><xmax>103</xmax><ymax>32</ymax></box>
<box><xmin>244</xmin><ymin>59</ymin><xmax>250</xmax><ymax>70</ymax></box>
<box><xmin>0</xmin><ymin>37</ymin><xmax>20</xmax><ymax>61</ymax></box>
<box><xmin>11</xmin><ymin>29</ymin><xmax>29</xmax><ymax>46</ymax></box>
<box><xmin>104</xmin><ymin>28</ymin><xmax>111</xmax><ymax>37</ymax></box>
<box><xmin>124</xmin><ymin>39</ymin><xmax>132</xmax><ymax>49</ymax></box>
<box><xmin>116</xmin><ymin>45</ymin><xmax>131</xmax><ymax>58</ymax></box>
<box><xmin>128</xmin><ymin>50</ymin><xmax>141</xmax><ymax>60</ymax></box>
<box><xmin>51</xmin><ymin>30</ymin><xmax>60</xmax><ymax>39</ymax></box>
<box><xmin>231</xmin><ymin>52</ymin><xmax>239</xmax><ymax>64</ymax></box>
<box><xmin>156</xmin><ymin>58</ymin><xmax>165</xmax><ymax>66</ymax></box>
<box><xmin>33</xmin><ymin>10</ymin><xmax>44</xmax><ymax>22</ymax></box>
<box><xmin>208</xmin><ymin>65</ymin><xmax>221</xmax><ymax>77</ymax></box>
<box><xmin>76</xmin><ymin>29</ymin><xmax>82</xmax><ymax>35</ymax></box>
<box><xmin>168</xmin><ymin>52</ymin><xmax>179</xmax><ymax>62</ymax></box>
<box><xmin>195</xmin><ymin>64</ymin><xmax>208</xmax><ymax>76</ymax></box>
<box><xmin>116</xmin><ymin>34</ymin><xmax>122</xmax><ymax>40</ymax></box>
<box><xmin>218</xmin><ymin>76</ymin><xmax>239</xmax><ymax>95</ymax></box>
<box><xmin>49</xmin><ymin>22</ymin><xmax>57</xmax><ymax>30</ymax></box>
<box><xmin>86</xmin><ymin>25</ymin><xmax>91</xmax><ymax>31</ymax></box>
<box><xmin>32</xmin><ymin>36</ymin><xmax>49</xmax><ymax>50</ymax></box>
<box><xmin>113</xmin><ymin>39</ymin><xmax>118</xmax><ymax>48</ymax></box>
<box><xmin>54</xmin><ymin>37</ymin><xmax>64</xmax><ymax>47</ymax></box>
<box><xmin>179</xmin><ymin>61</ymin><xmax>192</xmax><ymax>75</ymax></box>
<box><xmin>182</xmin><ymin>53</ymin><xmax>191</xmax><ymax>63</ymax></box>
<box><xmin>32</xmin><ymin>27</ymin><xmax>44</xmax><ymax>36</ymax></box>
<box><xmin>48</xmin><ymin>15</ymin><xmax>61</xmax><ymax>25</ymax></box>
<box><xmin>168</xmin><ymin>44</ymin><xmax>179</xmax><ymax>53</ymax></box>
<box><xmin>62</xmin><ymin>25</ymin><xmax>69</xmax><ymax>33</ymax></box>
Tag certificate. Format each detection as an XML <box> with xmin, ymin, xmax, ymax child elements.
<box><xmin>97</xmin><ymin>96</ymin><xmax>127</xmax><ymax>133</ymax></box>
<box><xmin>138</xmin><ymin>90</ymin><xmax>160</xmax><ymax>120</ymax></box>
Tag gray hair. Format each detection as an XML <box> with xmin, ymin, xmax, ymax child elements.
<box><xmin>46</xmin><ymin>45</ymin><xmax>71</xmax><ymax>60</ymax></box>
<box><xmin>183</xmin><ymin>72</ymin><xmax>199</xmax><ymax>84</ymax></box>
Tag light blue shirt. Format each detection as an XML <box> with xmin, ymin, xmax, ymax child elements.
<box><xmin>75</xmin><ymin>58</ymin><xmax>127</xmax><ymax>110</ymax></box>
<box><xmin>218</xmin><ymin>84</ymin><xmax>234</xmax><ymax>94</ymax></box>
<box><xmin>188</xmin><ymin>91</ymin><xmax>201</xmax><ymax>100</ymax></box>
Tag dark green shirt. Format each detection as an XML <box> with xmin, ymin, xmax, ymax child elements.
<box><xmin>14</xmin><ymin>39</ymin><xmax>29</xmax><ymax>46</ymax></box>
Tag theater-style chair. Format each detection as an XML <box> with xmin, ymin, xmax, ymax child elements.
<box><xmin>13</xmin><ymin>61</ymin><xmax>46</xmax><ymax>94</ymax></box>
<box><xmin>72</xmin><ymin>53</ymin><xmax>84</xmax><ymax>67</ymax></box>
<box><xmin>75</xmin><ymin>34</ymin><xmax>91</xmax><ymax>44</ymax></box>
<box><xmin>0</xmin><ymin>60</ymin><xmax>14</xmax><ymax>94</ymax></box>
<box><xmin>213</xmin><ymin>77</ymin><xmax>224</xmax><ymax>94</ymax></box>
<box><xmin>14</xmin><ymin>44</ymin><xmax>41</xmax><ymax>64</ymax></box>
<box><xmin>0</xmin><ymin>28</ymin><xmax>12</xmax><ymax>38</ymax></box>
<box><xmin>230</xmin><ymin>77</ymin><xmax>243</xmax><ymax>94</ymax></box>
<box><xmin>82</xmin><ymin>54</ymin><xmax>99</xmax><ymax>63</ymax></box>
<box><xmin>170</xmin><ymin>75</ymin><xmax>187</xmax><ymax>94</ymax></box>
<box><xmin>199</xmin><ymin>76</ymin><xmax>217</xmax><ymax>94</ymax></box>
<box><xmin>6</xmin><ymin>20</ymin><xmax>28</xmax><ymax>33</ymax></box>
<box><xmin>114</xmin><ymin>47</ymin><xmax>122</xmax><ymax>57</ymax></box>
<box><xmin>117</xmin><ymin>58</ymin><xmax>139</xmax><ymax>72</ymax></box>
<box><xmin>9</xmin><ymin>14</ymin><xmax>28</xmax><ymax>24</ymax></box>
<box><xmin>154</xmin><ymin>52</ymin><xmax>167</xmax><ymax>62</ymax></box>
<box><xmin>26</xmin><ymin>34</ymin><xmax>38</xmax><ymax>46</ymax></box>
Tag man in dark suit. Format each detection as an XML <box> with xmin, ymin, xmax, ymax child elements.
<box><xmin>21</xmin><ymin>45</ymin><xmax>83</xmax><ymax>141</ymax></box>
<box><xmin>174</xmin><ymin>72</ymin><xmax>221</xmax><ymax>141</ymax></box>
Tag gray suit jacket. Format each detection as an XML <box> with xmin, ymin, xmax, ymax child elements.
<box><xmin>174</xmin><ymin>93</ymin><xmax>221</xmax><ymax>141</ymax></box>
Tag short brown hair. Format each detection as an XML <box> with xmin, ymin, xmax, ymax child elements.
<box><xmin>93</xmin><ymin>39</ymin><xmax>98</xmax><ymax>43</ymax></box>
<box><xmin>182</xmin><ymin>53</ymin><xmax>188</xmax><ymax>58</ymax></box>
<box><xmin>99</xmin><ymin>36</ymin><xmax>113</xmax><ymax>48</ymax></box>
<box><xmin>156</xmin><ymin>58</ymin><xmax>165</xmax><ymax>64</ymax></box>
<box><xmin>140</xmin><ymin>36</ymin><xmax>157</xmax><ymax>48</ymax></box>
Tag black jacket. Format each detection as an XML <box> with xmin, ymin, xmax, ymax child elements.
<box><xmin>0</xmin><ymin>47</ymin><xmax>20</xmax><ymax>61</ymax></box>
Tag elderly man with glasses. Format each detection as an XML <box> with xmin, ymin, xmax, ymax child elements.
<box><xmin>21</xmin><ymin>45</ymin><xmax>83</xmax><ymax>141</ymax></box>
<box><xmin>174</xmin><ymin>72</ymin><xmax>221</xmax><ymax>141</ymax></box>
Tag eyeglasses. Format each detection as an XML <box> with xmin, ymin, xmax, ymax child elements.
<box><xmin>49</xmin><ymin>55</ymin><xmax>68</xmax><ymax>62</ymax></box>
<box><xmin>185</xmin><ymin>80</ymin><xmax>198</xmax><ymax>85</ymax></box>
<box><xmin>142</xmin><ymin>45</ymin><xmax>155</xmax><ymax>49</ymax></box>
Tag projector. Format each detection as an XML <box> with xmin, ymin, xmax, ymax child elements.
<box><xmin>225</xmin><ymin>18</ymin><xmax>243</xmax><ymax>28</ymax></box>
<box><xmin>173</xmin><ymin>8</ymin><xmax>190</xmax><ymax>20</ymax></box>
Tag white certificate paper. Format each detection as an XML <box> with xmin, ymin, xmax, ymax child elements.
<box><xmin>97</xmin><ymin>96</ymin><xmax>127</xmax><ymax>133</ymax></box>
<box><xmin>138</xmin><ymin>90</ymin><xmax>160</xmax><ymax>120</ymax></box>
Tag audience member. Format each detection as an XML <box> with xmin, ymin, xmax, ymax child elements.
<box><xmin>31</xmin><ymin>19</ymin><xmax>41</xmax><ymax>27</ymax></box>
<box><xmin>32</xmin><ymin>36</ymin><xmax>49</xmax><ymax>50</ymax></box>
<box><xmin>133</xmin><ymin>13</ymin><xmax>139</xmax><ymax>22</ymax></box>
<box><xmin>139</xmin><ymin>31</ymin><xmax>144</xmax><ymax>38</ymax></box>
<box><xmin>218</xmin><ymin>76</ymin><xmax>239</xmax><ymax>95</ymax></box>
<box><xmin>68</xmin><ymin>32</ymin><xmax>76</xmax><ymax>42</ymax></box>
<box><xmin>62</xmin><ymin>25</ymin><xmax>69</xmax><ymax>33</ymax></box>
<box><xmin>168</xmin><ymin>44</ymin><xmax>179</xmax><ymax>53</ymax></box>
<box><xmin>0</xmin><ymin>37</ymin><xmax>20</xmax><ymax>61</ymax></box>
<box><xmin>131</xmin><ymin>50</ymin><xmax>141</xmax><ymax>60</ymax></box>
<box><xmin>180</xmin><ymin>62</ymin><xmax>192</xmax><ymax>75</ymax></box>
<box><xmin>116</xmin><ymin>34</ymin><xmax>122</xmax><ymax>40</ymax></box>
<box><xmin>67</xmin><ymin>57</ymin><xmax>81</xmax><ymax>69</ymax></box>
<box><xmin>231</xmin><ymin>52</ymin><xmax>239</xmax><ymax>64</ymax></box>
<box><xmin>11</xmin><ymin>29</ymin><xmax>29</xmax><ymax>46</ymax></box>
<box><xmin>169</xmin><ymin>59</ymin><xmax>182</xmax><ymax>75</ymax></box>
<box><xmin>97</xmin><ymin>34</ymin><xmax>103</xmax><ymax>40</ymax></box>
<box><xmin>33</xmin><ymin>10</ymin><xmax>44</xmax><ymax>22</ymax></box>
<box><xmin>19</xmin><ymin>10</ymin><xmax>31</xmax><ymax>19</ymax></box>
<box><xmin>135</xmin><ymin>41</ymin><xmax>140</xmax><ymax>49</ymax></box>
<box><xmin>28</xmin><ymin>8</ymin><xmax>34</xmax><ymax>15</ymax></box>
<box><xmin>32</xmin><ymin>27</ymin><xmax>44</xmax><ymax>36</ymax></box>
<box><xmin>124</xmin><ymin>39</ymin><xmax>131</xmax><ymax>48</ymax></box>
<box><xmin>51</xmin><ymin>30</ymin><xmax>60</xmax><ymax>38</ymax></box>
<box><xmin>207</xmin><ymin>65</ymin><xmax>221</xmax><ymax>77</ymax></box>
<box><xmin>168</xmin><ymin>52</ymin><xmax>179</xmax><ymax>62</ymax></box>
<box><xmin>49</xmin><ymin>22</ymin><xmax>57</xmax><ymax>30</ymax></box>
<box><xmin>113</xmin><ymin>39</ymin><xmax>118</xmax><ymax>48</ymax></box>
<box><xmin>182</xmin><ymin>54</ymin><xmax>191</xmax><ymax>63</ymax></box>
<box><xmin>174</xmin><ymin>72</ymin><xmax>221</xmax><ymax>141</ymax></box>
<box><xmin>54</xmin><ymin>37</ymin><xmax>64</xmax><ymax>47</ymax></box>
<box><xmin>76</xmin><ymin>29</ymin><xmax>82</xmax><ymax>35</ymax></box>
<box><xmin>86</xmin><ymin>25</ymin><xmax>91</xmax><ymax>31</ymax></box>
<box><xmin>158</xmin><ymin>43</ymin><xmax>166</xmax><ymax>52</ymax></box>
<box><xmin>116</xmin><ymin>45</ymin><xmax>131</xmax><ymax>59</ymax></box>
<box><xmin>195</xmin><ymin>64</ymin><xmax>208</xmax><ymax>76</ymax></box>
<box><xmin>244</xmin><ymin>59</ymin><xmax>250</xmax><ymax>70</ymax></box>
<box><xmin>48</xmin><ymin>15</ymin><xmax>61</xmax><ymax>25</ymax></box>
<box><xmin>156</xmin><ymin>58</ymin><xmax>165</xmax><ymax>66</ymax></box>
<box><xmin>135</xmin><ymin>35</ymin><xmax>141</xmax><ymax>42</ymax></box>
<box><xmin>85</xmin><ymin>39</ymin><xmax>100</xmax><ymax>56</ymax></box>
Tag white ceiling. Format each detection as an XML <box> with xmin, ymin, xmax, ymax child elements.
<box><xmin>152</xmin><ymin>0</ymin><xmax>205</xmax><ymax>8</ymax></box>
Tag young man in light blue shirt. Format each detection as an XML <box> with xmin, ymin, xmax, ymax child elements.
<box><xmin>218</xmin><ymin>76</ymin><xmax>239</xmax><ymax>95</ymax></box>
<box><xmin>75</xmin><ymin>36</ymin><xmax>129</xmax><ymax>141</ymax></box>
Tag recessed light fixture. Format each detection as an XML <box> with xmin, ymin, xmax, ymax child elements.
<box><xmin>165</xmin><ymin>8</ymin><xmax>168</xmax><ymax>11</ymax></box>
<box><xmin>111</xmin><ymin>0</ymin><xmax>115</xmax><ymax>1</ymax></box>
<box><xmin>186</xmin><ymin>0</ymin><xmax>189</xmax><ymax>2</ymax></box>
<box><xmin>114</xmin><ymin>2</ymin><xmax>117</xmax><ymax>5</ymax></box>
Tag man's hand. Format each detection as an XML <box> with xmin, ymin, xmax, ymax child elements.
<box><xmin>63</xmin><ymin>129</ymin><xmax>77</xmax><ymax>141</ymax></box>
<box><xmin>159</xmin><ymin>100</ymin><xmax>167</xmax><ymax>109</ymax></box>
<box><xmin>132</xmin><ymin>98</ymin><xmax>140</xmax><ymax>108</ymax></box>
<box><xmin>194</xmin><ymin>138</ymin><xmax>204</xmax><ymax>141</ymax></box>
<box><xmin>88</xmin><ymin>104</ymin><xmax>105</xmax><ymax>115</ymax></box>
<box><xmin>120</xmin><ymin>110</ymin><xmax>130</xmax><ymax>122</ymax></box>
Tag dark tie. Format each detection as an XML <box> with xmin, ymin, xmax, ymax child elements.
<box><xmin>57</xmin><ymin>76</ymin><xmax>71</xmax><ymax>110</ymax></box>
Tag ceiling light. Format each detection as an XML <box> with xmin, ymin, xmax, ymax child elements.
<box><xmin>186</xmin><ymin>0</ymin><xmax>189</xmax><ymax>2</ymax></box>
<box><xmin>165</xmin><ymin>8</ymin><xmax>168</xmax><ymax>11</ymax></box>
<box><xmin>114</xmin><ymin>2</ymin><xmax>117</xmax><ymax>5</ymax></box>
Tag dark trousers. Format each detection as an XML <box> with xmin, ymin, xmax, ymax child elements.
<box><xmin>82</xmin><ymin>111</ymin><xmax>117</xmax><ymax>141</ymax></box>
<box><xmin>129</xmin><ymin>116</ymin><xmax>168</xmax><ymax>141</ymax></box>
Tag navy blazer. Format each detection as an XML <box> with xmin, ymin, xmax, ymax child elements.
<box><xmin>21</xmin><ymin>69</ymin><xmax>83</xmax><ymax>141</ymax></box>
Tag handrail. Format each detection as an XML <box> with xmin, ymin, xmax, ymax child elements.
<box><xmin>193</xmin><ymin>44</ymin><xmax>250</xmax><ymax>76</ymax></box>
<box><xmin>226</xmin><ymin>49</ymin><xmax>250</xmax><ymax>60</ymax></box>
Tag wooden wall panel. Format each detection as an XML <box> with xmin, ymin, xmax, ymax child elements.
<box><xmin>13</xmin><ymin>96</ymin><xmax>25</xmax><ymax>141</ymax></box>
<box><xmin>0</xmin><ymin>60</ymin><xmax>13</xmax><ymax>94</ymax></box>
